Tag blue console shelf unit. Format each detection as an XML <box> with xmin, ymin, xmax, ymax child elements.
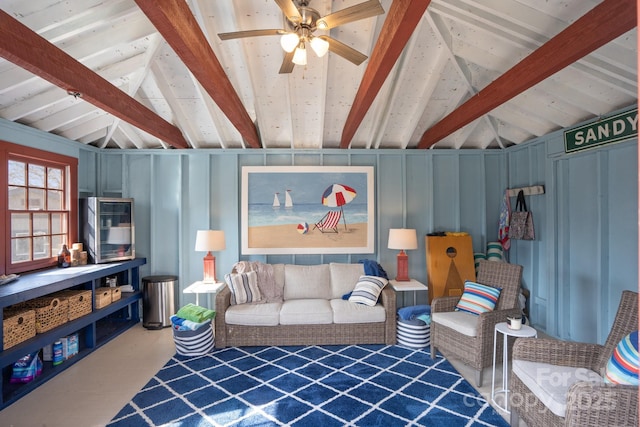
<box><xmin>0</xmin><ymin>258</ymin><xmax>146</xmax><ymax>409</ymax></box>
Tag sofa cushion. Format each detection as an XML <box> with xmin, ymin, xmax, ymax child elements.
<box><xmin>225</xmin><ymin>302</ymin><xmax>282</xmax><ymax>326</ymax></box>
<box><xmin>455</xmin><ymin>281</ymin><xmax>501</xmax><ymax>315</ymax></box>
<box><xmin>431</xmin><ymin>311</ymin><xmax>478</xmax><ymax>337</ymax></box>
<box><xmin>284</xmin><ymin>264</ymin><xmax>331</xmax><ymax>300</ymax></box>
<box><xmin>280</xmin><ymin>299</ymin><xmax>333</xmax><ymax>324</ymax></box>
<box><xmin>224</xmin><ymin>271</ymin><xmax>263</xmax><ymax>305</ymax></box>
<box><xmin>604</xmin><ymin>330</ymin><xmax>638</xmax><ymax>385</ymax></box>
<box><xmin>331</xmin><ymin>299</ymin><xmax>385</xmax><ymax>323</ymax></box>
<box><xmin>329</xmin><ymin>263</ymin><xmax>365</xmax><ymax>299</ymax></box>
<box><xmin>348</xmin><ymin>275</ymin><xmax>388</xmax><ymax>306</ymax></box>
<box><xmin>512</xmin><ymin>359</ymin><xmax>603</xmax><ymax>418</ymax></box>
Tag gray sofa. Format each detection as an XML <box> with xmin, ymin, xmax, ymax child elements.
<box><xmin>214</xmin><ymin>263</ymin><xmax>396</xmax><ymax>348</ymax></box>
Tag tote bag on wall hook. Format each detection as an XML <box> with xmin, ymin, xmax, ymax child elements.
<box><xmin>509</xmin><ymin>190</ymin><xmax>535</xmax><ymax>240</ymax></box>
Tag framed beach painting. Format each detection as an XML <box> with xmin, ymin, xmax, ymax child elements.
<box><xmin>241</xmin><ymin>166</ymin><xmax>374</xmax><ymax>254</ymax></box>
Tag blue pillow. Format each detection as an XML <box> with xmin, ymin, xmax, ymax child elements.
<box><xmin>605</xmin><ymin>331</ymin><xmax>638</xmax><ymax>385</ymax></box>
<box><xmin>455</xmin><ymin>281</ymin><xmax>501</xmax><ymax>315</ymax></box>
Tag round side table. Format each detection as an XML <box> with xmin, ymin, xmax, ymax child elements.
<box><xmin>491</xmin><ymin>321</ymin><xmax>537</xmax><ymax>413</ymax></box>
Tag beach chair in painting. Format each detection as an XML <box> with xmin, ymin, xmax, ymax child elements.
<box><xmin>314</xmin><ymin>210</ymin><xmax>342</xmax><ymax>233</ymax></box>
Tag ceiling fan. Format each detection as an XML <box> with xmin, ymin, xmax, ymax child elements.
<box><xmin>218</xmin><ymin>0</ymin><xmax>384</xmax><ymax>74</ymax></box>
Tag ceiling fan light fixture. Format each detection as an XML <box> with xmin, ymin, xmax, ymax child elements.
<box><xmin>280</xmin><ymin>32</ymin><xmax>300</xmax><ymax>53</ymax></box>
<box><xmin>317</xmin><ymin>19</ymin><xmax>328</xmax><ymax>30</ymax></box>
<box><xmin>292</xmin><ymin>43</ymin><xmax>307</xmax><ymax>65</ymax></box>
<box><xmin>310</xmin><ymin>36</ymin><xmax>329</xmax><ymax>57</ymax></box>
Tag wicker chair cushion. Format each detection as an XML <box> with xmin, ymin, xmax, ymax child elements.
<box><xmin>431</xmin><ymin>311</ymin><xmax>478</xmax><ymax>337</ymax></box>
<box><xmin>604</xmin><ymin>330</ymin><xmax>639</xmax><ymax>385</ymax></box>
<box><xmin>454</xmin><ymin>281</ymin><xmax>501</xmax><ymax>315</ymax></box>
<box><xmin>280</xmin><ymin>299</ymin><xmax>332</xmax><ymax>325</ymax></box>
<box><xmin>224</xmin><ymin>271</ymin><xmax>263</xmax><ymax>305</ymax></box>
<box><xmin>512</xmin><ymin>359</ymin><xmax>603</xmax><ymax>417</ymax></box>
<box><xmin>225</xmin><ymin>302</ymin><xmax>282</xmax><ymax>326</ymax></box>
<box><xmin>348</xmin><ymin>275</ymin><xmax>388</xmax><ymax>306</ymax></box>
<box><xmin>331</xmin><ymin>299</ymin><xmax>386</xmax><ymax>324</ymax></box>
<box><xmin>329</xmin><ymin>263</ymin><xmax>365</xmax><ymax>299</ymax></box>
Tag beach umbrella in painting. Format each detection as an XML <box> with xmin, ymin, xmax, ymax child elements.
<box><xmin>321</xmin><ymin>184</ymin><xmax>357</xmax><ymax>229</ymax></box>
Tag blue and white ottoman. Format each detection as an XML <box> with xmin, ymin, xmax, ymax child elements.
<box><xmin>397</xmin><ymin>318</ymin><xmax>430</xmax><ymax>349</ymax></box>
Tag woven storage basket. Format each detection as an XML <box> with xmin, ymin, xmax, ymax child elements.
<box><xmin>111</xmin><ymin>287</ymin><xmax>122</xmax><ymax>302</ymax></box>
<box><xmin>18</xmin><ymin>297</ymin><xmax>69</xmax><ymax>333</ymax></box>
<box><xmin>94</xmin><ymin>287</ymin><xmax>112</xmax><ymax>309</ymax></box>
<box><xmin>53</xmin><ymin>289</ymin><xmax>92</xmax><ymax>320</ymax></box>
<box><xmin>3</xmin><ymin>308</ymin><xmax>36</xmax><ymax>349</ymax></box>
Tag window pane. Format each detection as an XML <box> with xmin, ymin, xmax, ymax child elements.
<box><xmin>52</xmin><ymin>213</ymin><xmax>67</xmax><ymax>234</ymax></box>
<box><xmin>48</xmin><ymin>189</ymin><xmax>63</xmax><ymax>210</ymax></box>
<box><xmin>8</xmin><ymin>160</ymin><xmax>25</xmax><ymax>185</ymax></box>
<box><xmin>52</xmin><ymin>235</ymin><xmax>64</xmax><ymax>253</ymax></box>
<box><xmin>12</xmin><ymin>238</ymin><xmax>31</xmax><ymax>263</ymax></box>
<box><xmin>47</xmin><ymin>167</ymin><xmax>63</xmax><ymax>189</ymax></box>
<box><xmin>33</xmin><ymin>213</ymin><xmax>49</xmax><ymax>236</ymax></box>
<box><xmin>28</xmin><ymin>188</ymin><xmax>45</xmax><ymax>210</ymax></box>
<box><xmin>8</xmin><ymin>186</ymin><xmax>26</xmax><ymax>210</ymax></box>
<box><xmin>33</xmin><ymin>236</ymin><xmax>50</xmax><ymax>259</ymax></box>
<box><xmin>28</xmin><ymin>164</ymin><xmax>45</xmax><ymax>188</ymax></box>
<box><xmin>11</xmin><ymin>213</ymin><xmax>30</xmax><ymax>237</ymax></box>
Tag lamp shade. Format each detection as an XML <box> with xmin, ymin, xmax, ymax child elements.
<box><xmin>388</xmin><ymin>228</ymin><xmax>418</xmax><ymax>250</ymax></box>
<box><xmin>195</xmin><ymin>230</ymin><xmax>226</xmax><ymax>252</ymax></box>
<box><xmin>280</xmin><ymin>32</ymin><xmax>300</xmax><ymax>53</ymax></box>
<box><xmin>310</xmin><ymin>36</ymin><xmax>329</xmax><ymax>57</ymax></box>
<box><xmin>292</xmin><ymin>44</ymin><xmax>307</xmax><ymax>65</ymax></box>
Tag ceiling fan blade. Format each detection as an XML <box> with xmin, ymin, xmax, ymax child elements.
<box><xmin>317</xmin><ymin>0</ymin><xmax>384</xmax><ymax>30</ymax></box>
<box><xmin>279</xmin><ymin>50</ymin><xmax>295</xmax><ymax>74</ymax></box>
<box><xmin>274</xmin><ymin>0</ymin><xmax>302</xmax><ymax>24</ymax></box>
<box><xmin>218</xmin><ymin>29</ymin><xmax>284</xmax><ymax>40</ymax></box>
<box><xmin>320</xmin><ymin>36</ymin><xmax>368</xmax><ymax>65</ymax></box>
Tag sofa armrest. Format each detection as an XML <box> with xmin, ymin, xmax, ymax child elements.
<box><xmin>215</xmin><ymin>286</ymin><xmax>231</xmax><ymax>348</ymax></box>
<box><xmin>380</xmin><ymin>286</ymin><xmax>397</xmax><ymax>344</ymax></box>
<box><xmin>512</xmin><ymin>338</ymin><xmax>604</xmax><ymax>370</ymax></box>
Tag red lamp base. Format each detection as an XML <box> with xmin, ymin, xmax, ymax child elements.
<box><xmin>203</xmin><ymin>252</ymin><xmax>217</xmax><ymax>283</ymax></box>
<box><xmin>395</xmin><ymin>250</ymin><xmax>410</xmax><ymax>281</ymax></box>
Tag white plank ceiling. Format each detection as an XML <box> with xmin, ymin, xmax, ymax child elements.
<box><xmin>0</xmin><ymin>0</ymin><xmax>636</xmax><ymax>150</ymax></box>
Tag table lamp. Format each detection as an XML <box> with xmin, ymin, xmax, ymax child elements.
<box><xmin>388</xmin><ymin>228</ymin><xmax>418</xmax><ymax>281</ymax></box>
<box><xmin>107</xmin><ymin>226</ymin><xmax>131</xmax><ymax>256</ymax></box>
<box><xmin>195</xmin><ymin>230</ymin><xmax>226</xmax><ymax>283</ymax></box>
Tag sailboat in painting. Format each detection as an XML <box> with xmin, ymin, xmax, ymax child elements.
<box><xmin>285</xmin><ymin>190</ymin><xmax>293</xmax><ymax>208</ymax></box>
<box><xmin>273</xmin><ymin>192</ymin><xmax>280</xmax><ymax>208</ymax></box>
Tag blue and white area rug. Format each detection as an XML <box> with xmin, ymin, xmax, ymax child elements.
<box><xmin>108</xmin><ymin>345</ymin><xmax>508</xmax><ymax>427</ymax></box>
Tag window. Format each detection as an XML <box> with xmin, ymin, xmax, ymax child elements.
<box><xmin>1</xmin><ymin>141</ymin><xmax>77</xmax><ymax>275</ymax></box>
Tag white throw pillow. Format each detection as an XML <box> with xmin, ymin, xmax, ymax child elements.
<box><xmin>348</xmin><ymin>275</ymin><xmax>388</xmax><ymax>306</ymax></box>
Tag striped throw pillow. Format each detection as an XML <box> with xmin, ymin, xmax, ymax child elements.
<box><xmin>455</xmin><ymin>281</ymin><xmax>501</xmax><ymax>315</ymax></box>
<box><xmin>349</xmin><ymin>275</ymin><xmax>388</xmax><ymax>306</ymax></box>
<box><xmin>605</xmin><ymin>331</ymin><xmax>639</xmax><ymax>385</ymax></box>
<box><xmin>224</xmin><ymin>271</ymin><xmax>262</xmax><ymax>305</ymax></box>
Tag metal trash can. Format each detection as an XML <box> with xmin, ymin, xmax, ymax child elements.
<box><xmin>142</xmin><ymin>275</ymin><xmax>177</xmax><ymax>329</ymax></box>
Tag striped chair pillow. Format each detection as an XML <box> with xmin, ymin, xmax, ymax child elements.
<box><xmin>349</xmin><ymin>275</ymin><xmax>388</xmax><ymax>306</ymax></box>
<box><xmin>455</xmin><ymin>281</ymin><xmax>501</xmax><ymax>315</ymax></box>
<box><xmin>224</xmin><ymin>271</ymin><xmax>262</xmax><ymax>305</ymax></box>
<box><xmin>605</xmin><ymin>331</ymin><xmax>639</xmax><ymax>385</ymax></box>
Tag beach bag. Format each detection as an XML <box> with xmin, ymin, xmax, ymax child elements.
<box><xmin>173</xmin><ymin>321</ymin><xmax>214</xmax><ymax>356</ymax></box>
<box><xmin>509</xmin><ymin>190</ymin><xmax>535</xmax><ymax>240</ymax></box>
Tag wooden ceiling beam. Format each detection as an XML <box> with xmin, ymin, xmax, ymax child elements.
<box><xmin>0</xmin><ymin>10</ymin><xmax>190</xmax><ymax>150</ymax></box>
<box><xmin>417</xmin><ymin>0</ymin><xmax>637</xmax><ymax>149</ymax></box>
<box><xmin>135</xmin><ymin>0</ymin><xmax>262</xmax><ymax>149</ymax></box>
<box><xmin>340</xmin><ymin>0</ymin><xmax>432</xmax><ymax>148</ymax></box>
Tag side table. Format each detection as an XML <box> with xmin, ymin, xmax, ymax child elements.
<box><xmin>389</xmin><ymin>278</ymin><xmax>428</xmax><ymax>306</ymax></box>
<box><xmin>183</xmin><ymin>281</ymin><xmax>225</xmax><ymax>307</ymax></box>
<box><xmin>491</xmin><ymin>322</ymin><xmax>537</xmax><ymax>413</ymax></box>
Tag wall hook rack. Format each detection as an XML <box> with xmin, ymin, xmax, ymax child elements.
<box><xmin>506</xmin><ymin>185</ymin><xmax>545</xmax><ymax>197</ymax></box>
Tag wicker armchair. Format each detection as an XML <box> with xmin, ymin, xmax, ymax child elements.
<box><xmin>510</xmin><ymin>290</ymin><xmax>638</xmax><ymax>427</ymax></box>
<box><xmin>430</xmin><ymin>260</ymin><xmax>523</xmax><ymax>387</ymax></box>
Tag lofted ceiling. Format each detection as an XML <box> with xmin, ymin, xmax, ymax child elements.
<box><xmin>0</xmin><ymin>0</ymin><xmax>636</xmax><ymax>151</ymax></box>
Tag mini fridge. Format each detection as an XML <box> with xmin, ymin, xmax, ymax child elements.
<box><xmin>80</xmin><ymin>197</ymin><xmax>135</xmax><ymax>264</ymax></box>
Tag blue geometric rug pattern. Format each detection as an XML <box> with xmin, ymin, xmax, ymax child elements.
<box><xmin>108</xmin><ymin>344</ymin><xmax>509</xmax><ymax>427</ymax></box>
